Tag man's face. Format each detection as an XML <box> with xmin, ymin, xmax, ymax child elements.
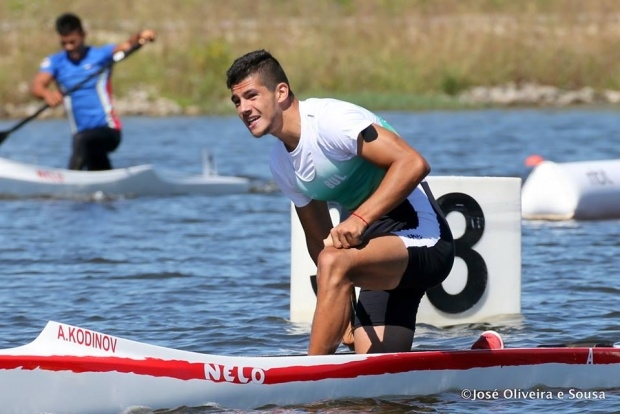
<box><xmin>230</xmin><ymin>74</ymin><xmax>280</xmax><ymax>138</ymax></box>
<box><xmin>59</xmin><ymin>30</ymin><xmax>86</xmax><ymax>61</ymax></box>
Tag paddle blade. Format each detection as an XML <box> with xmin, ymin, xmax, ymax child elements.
<box><xmin>0</xmin><ymin>130</ymin><xmax>10</xmax><ymax>144</ymax></box>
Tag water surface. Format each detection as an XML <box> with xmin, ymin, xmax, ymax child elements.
<box><xmin>0</xmin><ymin>108</ymin><xmax>619</xmax><ymax>413</ymax></box>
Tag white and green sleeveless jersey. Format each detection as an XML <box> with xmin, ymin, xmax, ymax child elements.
<box><xmin>269</xmin><ymin>98</ymin><xmax>399</xmax><ymax>210</ymax></box>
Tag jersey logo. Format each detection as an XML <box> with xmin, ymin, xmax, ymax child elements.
<box><xmin>324</xmin><ymin>174</ymin><xmax>347</xmax><ymax>189</ymax></box>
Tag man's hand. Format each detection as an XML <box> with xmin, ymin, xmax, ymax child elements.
<box><xmin>323</xmin><ymin>214</ymin><xmax>368</xmax><ymax>249</ymax></box>
<box><xmin>43</xmin><ymin>89</ymin><xmax>64</xmax><ymax>107</ymax></box>
<box><xmin>138</xmin><ymin>29</ymin><xmax>156</xmax><ymax>44</ymax></box>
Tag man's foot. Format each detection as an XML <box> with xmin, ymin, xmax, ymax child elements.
<box><xmin>471</xmin><ymin>330</ymin><xmax>504</xmax><ymax>350</ymax></box>
<box><xmin>342</xmin><ymin>324</ymin><xmax>355</xmax><ymax>351</ymax></box>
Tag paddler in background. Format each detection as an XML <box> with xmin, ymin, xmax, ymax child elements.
<box><xmin>31</xmin><ymin>12</ymin><xmax>156</xmax><ymax>171</ymax></box>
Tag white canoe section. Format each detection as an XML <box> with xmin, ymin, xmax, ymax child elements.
<box><xmin>521</xmin><ymin>159</ymin><xmax>620</xmax><ymax>220</ymax></box>
<box><xmin>0</xmin><ymin>321</ymin><xmax>619</xmax><ymax>413</ymax></box>
<box><xmin>0</xmin><ymin>156</ymin><xmax>250</xmax><ymax>198</ymax></box>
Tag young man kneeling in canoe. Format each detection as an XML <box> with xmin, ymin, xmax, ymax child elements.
<box><xmin>225</xmin><ymin>49</ymin><xmax>457</xmax><ymax>355</ymax></box>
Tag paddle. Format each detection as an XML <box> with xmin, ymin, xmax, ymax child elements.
<box><xmin>0</xmin><ymin>41</ymin><xmax>144</xmax><ymax>145</ymax></box>
<box><xmin>538</xmin><ymin>340</ymin><xmax>617</xmax><ymax>348</ymax></box>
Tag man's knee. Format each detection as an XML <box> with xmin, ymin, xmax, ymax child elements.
<box><xmin>316</xmin><ymin>249</ymin><xmax>353</xmax><ymax>290</ymax></box>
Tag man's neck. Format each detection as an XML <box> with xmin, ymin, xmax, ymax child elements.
<box><xmin>67</xmin><ymin>45</ymin><xmax>88</xmax><ymax>62</ymax></box>
<box><xmin>274</xmin><ymin>97</ymin><xmax>301</xmax><ymax>152</ymax></box>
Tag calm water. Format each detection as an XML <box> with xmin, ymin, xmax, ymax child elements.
<box><xmin>0</xmin><ymin>108</ymin><xmax>619</xmax><ymax>413</ymax></box>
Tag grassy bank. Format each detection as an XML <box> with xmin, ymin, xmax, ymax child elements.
<box><xmin>2</xmin><ymin>0</ymin><xmax>620</xmax><ymax>114</ymax></box>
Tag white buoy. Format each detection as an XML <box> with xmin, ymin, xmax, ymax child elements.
<box><xmin>521</xmin><ymin>159</ymin><xmax>620</xmax><ymax>220</ymax></box>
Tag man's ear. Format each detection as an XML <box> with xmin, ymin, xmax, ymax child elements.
<box><xmin>275</xmin><ymin>82</ymin><xmax>290</xmax><ymax>103</ymax></box>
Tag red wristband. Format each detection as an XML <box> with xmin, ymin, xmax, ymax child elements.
<box><xmin>351</xmin><ymin>212</ymin><xmax>369</xmax><ymax>226</ymax></box>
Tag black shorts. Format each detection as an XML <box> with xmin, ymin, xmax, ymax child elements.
<box><xmin>352</xmin><ymin>183</ymin><xmax>455</xmax><ymax>331</ymax></box>
<box><xmin>69</xmin><ymin>127</ymin><xmax>121</xmax><ymax>171</ymax></box>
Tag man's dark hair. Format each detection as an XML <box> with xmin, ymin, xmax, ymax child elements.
<box><xmin>55</xmin><ymin>13</ymin><xmax>84</xmax><ymax>35</ymax></box>
<box><xmin>226</xmin><ymin>49</ymin><xmax>293</xmax><ymax>96</ymax></box>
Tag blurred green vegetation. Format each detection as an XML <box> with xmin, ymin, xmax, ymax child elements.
<box><xmin>2</xmin><ymin>0</ymin><xmax>620</xmax><ymax>114</ymax></box>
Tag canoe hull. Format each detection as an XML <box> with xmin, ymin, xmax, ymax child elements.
<box><xmin>0</xmin><ymin>321</ymin><xmax>618</xmax><ymax>413</ymax></box>
<box><xmin>0</xmin><ymin>157</ymin><xmax>250</xmax><ymax>197</ymax></box>
<box><xmin>1</xmin><ymin>360</ymin><xmax>615</xmax><ymax>413</ymax></box>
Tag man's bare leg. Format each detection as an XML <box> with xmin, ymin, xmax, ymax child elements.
<box><xmin>308</xmin><ymin>237</ymin><xmax>409</xmax><ymax>355</ymax></box>
<box><xmin>308</xmin><ymin>271</ymin><xmax>352</xmax><ymax>355</ymax></box>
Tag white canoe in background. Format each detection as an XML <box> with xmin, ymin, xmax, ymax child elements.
<box><xmin>0</xmin><ymin>320</ymin><xmax>619</xmax><ymax>413</ymax></box>
<box><xmin>521</xmin><ymin>159</ymin><xmax>620</xmax><ymax>220</ymax></box>
<box><xmin>0</xmin><ymin>152</ymin><xmax>250</xmax><ymax>198</ymax></box>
